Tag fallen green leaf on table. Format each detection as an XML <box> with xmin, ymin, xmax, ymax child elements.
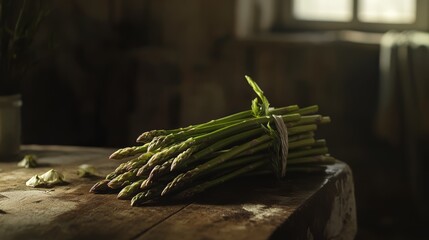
<box><xmin>17</xmin><ymin>155</ymin><xmax>38</xmax><ymax>168</ymax></box>
<box><xmin>77</xmin><ymin>164</ymin><xmax>100</xmax><ymax>178</ymax></box>
<box><xmin>26</xmin><ymin>175</ymin><xmax>45</xmax><ymax>187</ymax></box>
<box><xmin>26</xmin><ymin>169</ymin><xmax>66</xmax><ymax>188</ymax></box>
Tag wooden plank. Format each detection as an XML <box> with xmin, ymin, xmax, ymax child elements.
<box><xmin>0</xmin><ymin>145</ymin><xmax>357</xmax><ymax>240</ymax></box>
<box><xmin>137</xmin><ymin>163</ymin><xmax>356</xmax><ymax>240</ymax></box>
<box><xmin>0</xmin><ymin>145</ymin><xmax>188</xmax><ymax>240</ymax></box>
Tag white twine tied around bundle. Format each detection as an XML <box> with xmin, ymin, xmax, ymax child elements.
<box><xmin>272</xmin><ymin>115</ymin><xmax>289</xmax><ymax>178</ymax></box>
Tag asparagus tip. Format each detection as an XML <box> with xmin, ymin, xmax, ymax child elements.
<box><xmin>170</xmin><ymin>161</ymin><xmax>178</xmax><ymax>171</ymax></box>
<box><xmin>140</xmin><ymin>179</ymin><xmax>152</xmax><ymax>190</ymax></box>
<box><xmin>136</xmin><ymin>134</ymin><xmax>145</xmax><ymax>143</ymax></box>
<box><xmin>148</xmin><ymin>166</ymin><xmax>160</xmax><ymax>180</ymax></box>
<box><xmin>109</xmin><ymin>152</ymin><xmax>119</xmax><ymax>160</ymax></box>
<box><xmin>130</xmin><ymin>192</ymin><xmax>144</xmax><ymax>206</ymax></box>
<box><xmin>117</xmin><ymin>186</ymin><xmax>132</xmax><ymax>200</ymax></box>
<box><xmin>321</xmin><ymin>116</ymin><xmax>331</xmax><ymax>124</ymax></box>
<box><xmin>107</xmin><ymin>180</ymin><xmax>119</xmax><ymax>189</ymax></box>
<box><xmin>89</xmin><ymin>179</ymin><xmax>111</xmax><ymax>193</ymax></box>
<box><xmin>136</xmin><ymin>167</ymin><xmax>146</xmax><ymax>177</ymax></box>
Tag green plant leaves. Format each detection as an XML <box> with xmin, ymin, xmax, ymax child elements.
<box><xmin>245</xmin><ymin>75</ymin><xmax>270</xmax><ymax>117</ymax></box>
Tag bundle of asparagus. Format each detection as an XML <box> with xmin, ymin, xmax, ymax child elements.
<box><xmin>90</xmin><ymin>76</ymin><xmax>336</xmax><ymax>206</ymax></box>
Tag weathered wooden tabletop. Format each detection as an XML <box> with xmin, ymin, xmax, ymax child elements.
<box><xmin>0</xmin><ymin>145</ymin><xmax>357</xmax><ymax>240</ymax></box>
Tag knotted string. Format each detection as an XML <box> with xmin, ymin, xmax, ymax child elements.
<box><xmin>272</xmin><ymin>115</ymin><xmax>289</xmax><ymax>178</ymax></box>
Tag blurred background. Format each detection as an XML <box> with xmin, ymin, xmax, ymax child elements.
<box><xmin>16</xmin><ymin>0</ymin><xmax>429</xmax><ymax>239</ymax></box>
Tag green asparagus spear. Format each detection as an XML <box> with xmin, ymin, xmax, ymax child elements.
<box><xmin>175</xmin><ymin>161</ymin><xmax>266</xmax><ymax>199</ymax></box>
<box><xmin>161</xmin><ymin>134</ymin><xmax>272</xmax><ymax>196</ymax></box>
<box><xmin>109</xmin><ymin>143</ymin><xmax>149</xmax><ymax>160</ymax></box>
<box><xmin>117</xmin><ymin>179</ymin><xmax>145</xmax><ymax>200</ymax></box>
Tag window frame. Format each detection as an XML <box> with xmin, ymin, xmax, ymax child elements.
<box><xmin>278</xmin><ymin>0</ymin><xmax>429</xmax><ymax>32</ymax></box>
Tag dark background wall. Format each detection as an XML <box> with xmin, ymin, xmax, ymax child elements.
<box><xmin>20</xmin><ymin>1</ymin><xmax>427</xmax><ymax>239</ymax></box>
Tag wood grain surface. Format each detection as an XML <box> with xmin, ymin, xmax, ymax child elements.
<box><xmin>0</xmin><ymin>145</ymin><xmax>357</xmax><ymax>240</ymax></box>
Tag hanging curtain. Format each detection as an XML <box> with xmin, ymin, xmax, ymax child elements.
<box><xmin>376</xmin><ymin>31</ymin><xmax>429</xmax><ymax>216</ymax></box>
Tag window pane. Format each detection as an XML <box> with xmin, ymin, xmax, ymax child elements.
<box><xmin>293</xmin><ymin>0</ymin><xmax>353</xmax><ymax>22</ymax></box>
<box><xmin>358</xmin><ymin>0</ymin><xmax>416</xmax><ymax>23</ymax></box>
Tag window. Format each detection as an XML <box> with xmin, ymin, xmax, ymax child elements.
<box><xmin>283</xmin><ymin>0</ymin><xmax>428</xmax><ymax>31</ymax></box>
<box><xmin>234</xmin><ymin>0</ymin><xmax>427</xmax><ymax>38</ymax></box>
<box><xmin>358</xmin><ymin>0</ymin><xmax>416</xmax><ymax>24</ymax></box>
<box><xmin>294</xmin><ymin>0</ymin><xmax>353</xmax><ymax>22</ymax></box>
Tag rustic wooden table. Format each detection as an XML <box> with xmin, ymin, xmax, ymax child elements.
<box><xmin>0</xmin><ymin>145</ymin><xmax>357</xmax><ymax>240</ymax></box>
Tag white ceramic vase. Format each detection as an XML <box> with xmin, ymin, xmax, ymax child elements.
<box><xmin>0</xmin><ymin>94</ymin><xmax>22</xmax><ymax>161</ymax></box>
